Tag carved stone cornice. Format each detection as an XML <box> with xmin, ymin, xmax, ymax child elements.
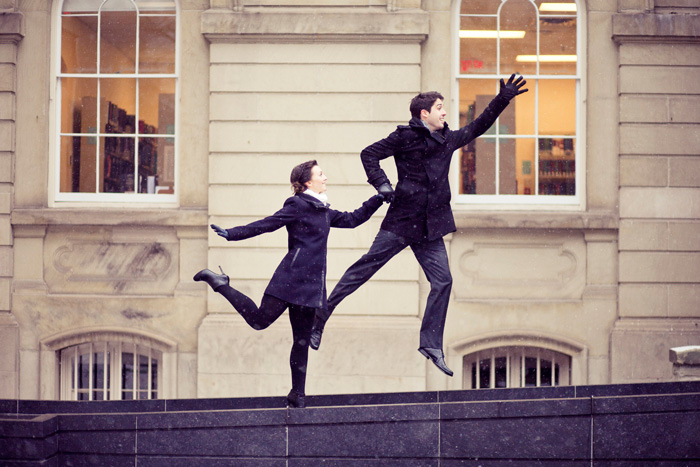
<box><xmin>0</xmin><ymin>12</ymin><xmax>24</xmax><ymax>45</ymax></box>
<box><xmin>613</xmin><ymin>13</ymin><xmax>700</xmax><ymax>43</ymax></box>
<box><xmin>201</xmin><ymin>9</ymin><xmax>429</xmax><ymax>44</ymax></box>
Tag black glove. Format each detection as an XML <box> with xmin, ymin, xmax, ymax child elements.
<box><xmin>499</xmin><ymin>74</ymin><xmax>528</xmax><ymax>100</ymax></box>
<box><xmin>376</xmin><ymin>183</ymin><xmax>394</xmax><ymax>203</ymax></box>
<box><xmin>210</xmin><ymin>224</ymin><xmax>229</xmax><ymax>240</ymax></box>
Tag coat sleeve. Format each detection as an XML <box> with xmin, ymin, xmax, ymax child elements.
<box><xmin>329</xmin><ymin>194</ymin><xmax>384</xmax><ymax>229</ymax></box>
<box><xmin>360</xmin><ymin>129</ymin><xmax>404</xmax><ymax>189</ymax></box>
<box><xmin>447</xmin><ymin>94</ymin><xmax>511</xmax><ymax>150</ymax></box>
<box><xmin>225</xmin><ymin>197</ymin><xmax>299</xmax><ymax>241</ymax></box>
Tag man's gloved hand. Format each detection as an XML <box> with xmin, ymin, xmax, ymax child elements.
<box><xmin>499</xmin><ymin>74</ymin><xmax>528</xmax><ymax>100</ymax></box>
<box><xmin>376</xmin><ymin>183</ymin><xmax>394</xmax><ymax>203</ymax></box>
<box><xmin>210</xmin><ymin>224</ymin><xmax>229</xmax><ymax>240</ymax></box>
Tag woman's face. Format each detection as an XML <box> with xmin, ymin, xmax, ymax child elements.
<box><xmin>305</xmin><ymin>165</ymin><xmax>328</xmax><ymax>194</ymax></box>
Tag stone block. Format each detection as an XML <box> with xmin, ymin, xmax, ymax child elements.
<box><xmin>210</xmin><ymin>92</ymin><xmax>410</xmax><ymax>123</ymax></box>
<box><xmin>211</xmin><ymin>63</ymin><xmax>420</xmax><ymax>94</ymax></box>
<box><xmin>619</xmin><ymin>283</ymin><xmax>667</xmax><ymax>318</ymax></box>
<box><xmin>43</xmin><ymin>226</ymin><xmax>180</xmax><ymax>295</ymax></box>
<box><xmin>619</xmin><ymin>251</ymin><xmax>700</xmax><ymax>283</ymax></box>
<box><xmin>0</xmin><ymin>43</ymin><xmax>16</xmax><ymax>63</ymax></box>
<box><xmin>669</xmin><ymin>221</ymin><xmax>700</xmax><ymax>250</ymax></box>
<box><xmin>585</xmin><ymin>97</ymin><xmax>618</xmax><ymax>210</ymax></box>
<box><xmin>0</xmin><ymin>246</ymin><xmax>11</xmax><ymax>276</ymax></box>
<box><xmin>619</xmin><ymin>95</ymin><xmax>668</xmax><ymax>123</ymax></box>
<box><xmin>586</xmin><ymin>239</ymin><xmax>618</xmax><ymax>286</ymax></box>
<box><xmin>670</xmin><ymin>95</ymin><xmax>700</xmax><ymax>123</ymax></box>
<box><xmin>620</xmin><ymin>43</ymin><xmax>700</xmax><ymax>66</ymax></box>
<box><xmin>0</xmin><ymin>120</ymin><xmax>13</xmax><ymax>151</ymax></box>
<box><xmin>670</xmin><ymin>156</ymin><xmax>700</xmax><ymax>187</ymax></box>
<box><xmin>209</xmin><ymin>120</ymin><xmax>393</xmax><ymax>155</ymax></box>
<box><xmin>0</xmin><ymin>63</ymin><xmax>14</xmax><ymax>92</ymax></box>
<box><xmin>0</xmin><ymin>92</ymin><xmax>13</xmax><ymax>120</ymax></box>
<box><xmin>0</xmin><ymin>152</ymin><xmax>11</xmax><ymax>182</ymax></box>
<box><xmin>620</xmin><ymin>187</ymin><xmax>700</xmax><ymax>218</ymax></box>
<box><xmin>620</xmin><ymin>123</ymin><xmax>700</xmax><ymax>155</ymax></box>
<box><xmin>619</xmin><ymin>219</ymin><xmax>667</xmax><ymax>251</ymax></box>
<box><xmin>211</xmin><ymin>42</ymin><xmax>420</xmax><ymax>65</ymax></box>
<box><xmin>668</xmin><ymin>284</ymin><xmax>700</xmax><ymax>318</ymax></box>
<box><xmin>0</xmin><ymin>215</ymin><xmax>10</xmax><ymax>245</ymax></box>
<box><xmin>451</xmin><ymin>230</ymin><xmax>586</xmax><ymax>300</ymax></box>
<box><xmin>610</xmin><ymin>318</ymin><xmax>700</xmax><ymax>383</ymax></box>
<box><xmin>0</xmin><ymin>277</ymin><xmax>10</xmax><ymax>310</ymax></box>
<box><xmin>587</xmin><ymin>12</ymin><xmax>617</xmax><ymax>100</ymax></box>
<box><xmin>0</xmin><ymin>322</ymin><xmax>17</xmax><ymax>372</ymax></box>
<box><xmin>621</xmin><ymin>65</ymin><xmax>700</xmax><ymax>94</ymax></box>
<box><xmin>670</xmin><ymin>345</ymin><xmax>700</xmax><ymax>365</ymax></box>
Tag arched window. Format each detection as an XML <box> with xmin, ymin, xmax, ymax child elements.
<box><xmin>463</xmin><ymin>346</ymin><xmax>571</xmax><ymax>389</ymax></box>
<box><xmin>55</xmin><ymin>0</ymin><xmax>177</xmax><ymax>202</ymax></box>
<box><xmin>60</xmin><ymin>341</ymin><xmax>162</xmax><ymax>400</ymax></box>
<box><xmin>455</xmin><ymin>0</ymin><xmax>580</xmax><ymax>205</ymax></box>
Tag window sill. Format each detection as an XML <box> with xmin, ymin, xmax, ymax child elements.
<box><xmin>11</xmin><ymin>207</ymin><xmax>207</xmax><ymax>227</ymax></box>
<box><xmin>453</xmin><ymin>210</ymin><xmax>618</xmax><ymax>231</ymax></box>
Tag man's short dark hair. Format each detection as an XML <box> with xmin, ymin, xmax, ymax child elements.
<box><xmin>410</xmin><ymin>91</ymin><xmax>444</xmax><ymax>119</ymax></box>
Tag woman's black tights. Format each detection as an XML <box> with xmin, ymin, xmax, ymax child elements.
<box><xmin>215</xmin><ymin>285</ymin><xmax>315</xmax><ymax>396</ymax></box>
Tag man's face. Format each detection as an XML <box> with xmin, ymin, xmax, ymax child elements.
<box><xmin>305</xmin><ymin>165</ymin><xmax>327</xmax><ymax>194</ymax></box>
<box><xmin>421</xmin><ymin>99</ymin><xmax>447</xmax><ymax>131</ymax></box>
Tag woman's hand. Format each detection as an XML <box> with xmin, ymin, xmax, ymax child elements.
<box><xmin>210</xmin><ymin>224</ymin><xmax>229</xmax><ymax>240</ymax></box>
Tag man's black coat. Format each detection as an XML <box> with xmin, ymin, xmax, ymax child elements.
<box><xmin>361</xmin><ymin>94</ymin><xmax>511</xmax><ymax>242</ymax></box>
<box><xmin>224</xmin><ymin>193</ymin><xmax>383</xmax><ymax>308</ymax></box>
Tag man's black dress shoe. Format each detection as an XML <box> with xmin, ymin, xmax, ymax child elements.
<box><xmin>286</xmin><ymin>390</ymin><xmax>306</xmax><ymax>408</ymax></box>
<box><xmin>418</xmin><ymin>347</ymin><xmax>454</xmax><ymax>377</ymax></box>
<box><xmin>309</xmin><ymin>318</ymin><xmax>325</xmax><ymax>351</ymax></box>
<box><xmin>193</xmin><ymin>266</ymin><xmax>229</xmax><ymax>290</ymax></box>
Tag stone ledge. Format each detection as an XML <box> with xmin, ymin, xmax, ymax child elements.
<box><xmin>613</xmin><ymin>13</ymin><xmax>700</xmax><ymax>43</ymax></box>
<box><xmin>670</xmin><ymin>345</ymin><xmax>700</xmax><ymax>365</ymax></box>
<box><xmin>11</xmin><ymin>208</ymin><xmax>208</xmax><ymax>227</ymax></box>
<box><xmin>202</xmin><ymin>9</ymin><xmax>429</xmax><ymax>43</ymax></box>
<box><xmin>453</xmin><ymin>210</ymin><xmax>619</xmax><ymax>231</ymax></box>
<box><xmin>0</xmin><ymin>12</ymin><xmax>23</xmax><ymax>44</ymax></box>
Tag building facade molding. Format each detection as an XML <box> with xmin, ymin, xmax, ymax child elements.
<box><xmin>201</xmin><ymin>9</ymin><xmax>429</xmax><ymax>44</ymax></box>
<box><xmin>11</xmin><ymin>208</ymin><xmax>208</xmax><ymax>227</ymax></box>
<box><xmin>612</xmin><ymin>12</ymin><xmax>700</xmax><ymax>43</ymax></box>
<box><xmin>0</xmin><ymin>12</ymin><xmax>24</xmax><ymax>44</ymax></box>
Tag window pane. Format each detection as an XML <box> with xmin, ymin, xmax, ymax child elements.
<box><xmin>500</xmin><ymin>0</ymin><xmax>537</xmax><ymax>76</ymax></box>
<box><xmin>136</xmin><ymin>0</ymin><xmax>176</xmax><ymax>11</ymax></box>
<box><xmin>151</xmin><ymin>358</ymin><xmax>158</xmax><ymax>390</ymax></box>
<box><xmin>62</xmin><ymin>0</ymin><xmax>102</xmax><ymax>14</ymax></box>
<box><xmin>538</xmin><ymin>138</ymin><xmax>575</xmax><ymax>195</ymax></box>
<box><xmin>514</xmin><ymin>138</ymin><xmax>536</xmax><ymax>195</ymax></box>
<box><xmin>102</xmin><ymin>136</ymin><xmax>135</xmax><ymax>193</ymax></box>
<box><xmin>138</xmin><ymin>79</ymin><xmax>174</xmax><ymax>133</ymax></box>
<box><xmin>122</xmin><ymin>352</ymin><xmax>134</xmax><ymax>391</ymax></box>
<box><xmin>461</xmin><ymin>0</ymin><xmax>499</xmax><ymax>14</ymax></box>
<box><xmin>524</xmin><ymin>356</ymin><xmax>537</xmax><ymax>386</ymax></box>
<box><xmin>459</xmin><ymin>16</ymin><xmax>497</xmax><ymax>75</ymax></box>
<box><xmin>61</xmin><ymin>78</ymin><xmax>98</xmax><ymax>134</ymax></box>
<box><xmin>539</xmin><ymin>17</ymin><xmax>577</xmax><ymax>75</ymax></box>
<box><xmin>78</xmin><ymin>353</ymin><xmax>89</xmax><ymax>389</ymax></box>
<box><xmin>100</xmin><ymin>10</ymin><xmax>136</xmax><ymax>74</ymax></box>
<box><xmin>139</xmin><ymin>354</ymin><xmax>149</xmax><ymax>392</ymax></box>
<box><xmin>139</xmin><ymin>15</ymin><xmax>175</xmax><ymax>74</ymax></box>
<box><xmin>495</xmin><ymin>356</ymin><xmax>508</xmax><ymax>388</ymax></box>
<box><xmin>62</xmin><ymin>16</ymin><xmax>98</xmax><ymax>73</ymax></box>
<box><xmin>471</xmin><ymin>362</ymin><xmax>477</xmax><ymax>389</ymax></box>
<box><xmin>540</xmin><ymin>358</ymin><xmax>552</xmax><ymax>386</ymax></box>
<box><xmin>479</xmin><ymin>358</ymin><xmax>491</xmax><ymax>388</ymax></box>
<box><xmin>538</xmin><ymin>79</ymin><xmax>576</xmax><ymax>135</ymax></box>
<box><xmin>93</xmin><ymin>351</ymin><xmax>104</xmax><ymax>388</ymax></box>
<box><xmin>102</xmin><ymin>78</ymin><xmax>136</xmax><ymax>133</ymax></box>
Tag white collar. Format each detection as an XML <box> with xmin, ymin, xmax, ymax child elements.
<box><xmin>304</xmin><ymin>189</ymin><xmax>329</xmax><ymax>205</ymax></box>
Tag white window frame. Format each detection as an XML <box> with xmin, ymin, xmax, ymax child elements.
<box><xmin>450</xmin><ymin>0</ymin><xmax>586</xmax><ymax>210</ymax></box>
<box><xmin>60</xmin><ymin>341</ymin><xmax>162</xmax><ymax>401</ymax></box>
<box><xmin>463</xmin><ymin>346</ymin><xmax>572</xmax><ymax>390</ymax></box>
<box><xmin>50</xmin><ymin>0</ymin><xmax>180</xmax><ymax>206</ymax></box>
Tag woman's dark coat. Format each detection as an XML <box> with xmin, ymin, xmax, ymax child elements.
<box><xmin>360</xmin><ymin>94</ymin><xmax>511</xmax><ymax>243</ymax></box>
<box><xmin>225</xmin><ymin>193</ymin><xmax>383</xmax><ymax>308</ymax></box>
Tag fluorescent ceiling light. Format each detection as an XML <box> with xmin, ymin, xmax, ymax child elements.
<box><xmin>516</xmin><ymin>55</ymin><xmax>577</xmax><ymax>62</ymax></box>
<box><xmin>460</xmin><ymin>30</ymin><xmax>526</xmax><ymax>39</ymax></box>
<box><xmin>539</xmin><ymin>3</ymin><xmax>577</xmax><ymax>12</ymax></box>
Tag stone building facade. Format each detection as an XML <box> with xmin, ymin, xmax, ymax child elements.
<box><xmin>0</xmin><ymin>0</ymin><xmax>698</xmax><ymax>401</ymax></box>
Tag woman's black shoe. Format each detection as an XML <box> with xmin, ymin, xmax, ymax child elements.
<box><xmin>286</xmin><ymin>390</ymin><xmax>306</xmax><ymax>408</ymax></box>
<box><xmin>193</xmin><ymin>266</ymin><xmax>229</xmax><ymax>290</ymax></box>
